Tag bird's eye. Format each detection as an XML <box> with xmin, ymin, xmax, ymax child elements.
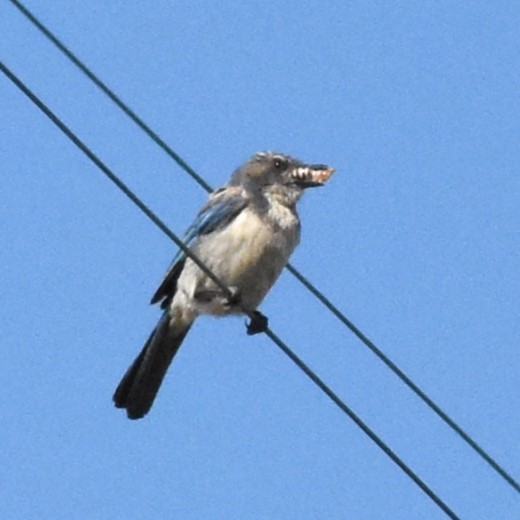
<box><xmin>273</xmin><ymin>157</ymin><xmax>285</xmax><ymax>169</ymax></box>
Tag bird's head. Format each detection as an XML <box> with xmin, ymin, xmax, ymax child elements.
<box><xmin>230</xmin><ymin>151</ymin><xmax>335</xmax><ymax>205</ymax></box>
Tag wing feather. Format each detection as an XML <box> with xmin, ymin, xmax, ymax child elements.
<box><xmin>150</xmin><ymin>187</ymin><xmax>248</xmax><ymax>306</ymax></box>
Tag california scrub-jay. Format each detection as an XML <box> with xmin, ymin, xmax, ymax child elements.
<box><xmin>113</xmin><ymin>151</ymin><xmax>335</xmax><ymax>419</ymax></box>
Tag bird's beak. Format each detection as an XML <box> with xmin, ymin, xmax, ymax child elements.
<box><xmin>291</xmin><ymin>164</ymin><xmax>336</xmax><ymax>188</ymax></box>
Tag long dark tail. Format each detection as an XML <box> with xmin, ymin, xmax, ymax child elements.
<box><xmin>113</xmin><ymin>312</ymin><xmax>193</xmax><ymax>419</ymax></box>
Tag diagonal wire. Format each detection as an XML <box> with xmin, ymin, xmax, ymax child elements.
<box><xmin>8</xmin><ymin>0</ymin><xmax>518</xmax><ymax>496</ymax></box>
<box><xmin>1</xmin><ymin>60</ymin><xmax>460</xmax><ymax>519</ymax></box>
<box><xmin>285</xmin><ymin>265</ymin><xmax>520</xmax><ymax>494</ymax></box>
<box><xmin>7</xmin><ymin>0</ymin><xmax>213</xmax><ymax>194</ymax></box>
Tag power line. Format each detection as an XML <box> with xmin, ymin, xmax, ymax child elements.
<box><xmin>286</xmin><ymin>265</ymin><xmax>520</xmax><ymax>494</ymax></box>
<box><xmin>0</xmin><ymin>60</ymin><xmax>460</xmax><ymax>519</ymax></box>
<box><xmin>7</xmin><ymin>0</ymin><xmax>213</xmax><ymax>194</ymax></box>
<box><xmin>8</xmin><ymin>0</ymin><xmax>518</xmax><ymax>496</ymax></box>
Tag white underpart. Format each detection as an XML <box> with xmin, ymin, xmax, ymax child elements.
<box><xmin>171</xmin><ymin>201</ymin><xmax>300</xmax><ymax>319</ymax></box>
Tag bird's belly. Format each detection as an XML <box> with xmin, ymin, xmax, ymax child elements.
<box><xmin>176</xmin><ymin>208</ymin><xmax>299</xmax><ymax>315</ymax></box>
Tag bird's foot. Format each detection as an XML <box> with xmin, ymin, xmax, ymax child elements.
<box><xmin>221</xmin><ymin>287</ymin><xmax>242</xmax><ymax>312</ymax></box>
<box><xmin>247</xmin><ymin>311</ymin><xmax>268</xmax><ymax>335</ymax></box>
<box><xmin>225</xmin><ymin>287</ymin><xmax>241</xmax><ymax>307</ymax></box>
<box><xmin>195</xmin><ymin>286</ymin><xmax>241</xmax><ymax>311</ymax></box>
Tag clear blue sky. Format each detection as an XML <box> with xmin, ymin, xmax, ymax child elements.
<box><xmin>2</xmin><ymin>1</ymin><xmax>519</xmax><ymax>518</ymax></box>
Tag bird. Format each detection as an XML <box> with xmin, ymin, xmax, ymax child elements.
<box><xmin>113</xmin><ymin>151</ymin><xmax>335</xmax><ymax>419</ymax></box>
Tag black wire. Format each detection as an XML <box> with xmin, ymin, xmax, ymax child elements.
<box><xmin>0</xmin><ymin>60</ymin><xmax>460</xmax><ymax>520</ymax></box>
<box><xmin>6</xmin><ymin>0</ymin><xmax>213</xmax><ymax>194</ymax></box>
<box><xmin>286</xmin><ymin>264</ymin><xmax>520</xmax><ymax>494</ymax></box>
<box><xmin>9</xmin><ymin>0</ymin><xmax>518</xmax><ymax>497</ymax></box>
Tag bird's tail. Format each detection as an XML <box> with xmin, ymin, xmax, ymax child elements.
<box><xmin>113</xmin><ymin>312</ymin><xmax>193</xmax><ymax>419</ymax></box>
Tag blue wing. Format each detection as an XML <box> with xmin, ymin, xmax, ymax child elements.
<box><xmin>150</xmin><ymin>187</ymin><xmax>248</xmax><ymax>306</ymax></box>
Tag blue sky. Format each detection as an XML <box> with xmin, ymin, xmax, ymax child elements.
<box><xmin>2</xmin><ymin>1</ymin><xmax>519</xmax><ymax>518</ymax></box>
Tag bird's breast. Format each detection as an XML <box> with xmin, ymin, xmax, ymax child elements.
<box><xmin>179</xmin><ymin>205</ymin><xmax>300</xmax><ymax>314</ymax></box>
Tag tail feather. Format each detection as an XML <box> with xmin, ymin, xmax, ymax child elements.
<box><xmin>113</xmin><ymin>313</ymin><xmax>193</xmax><ymax>419</ymax></box>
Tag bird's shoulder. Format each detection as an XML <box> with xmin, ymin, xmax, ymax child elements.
<box><xmin>149</xmin><ymin>186</ymin><xmax>249</xmax><ymax>307</ymax></box>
